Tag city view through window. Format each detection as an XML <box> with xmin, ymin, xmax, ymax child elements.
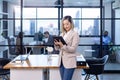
<box><xmin>15</xmin><ymin>7</ymin><xmax>100</xmax><ymax>36</ymax></box>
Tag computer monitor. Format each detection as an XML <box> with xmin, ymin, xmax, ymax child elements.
<box><xmin>34</xmin><ymin>33</ymin><xmax>39</xmax><ymax>41</ymax></box>
<box><xmin>34</xmin><ymin>33</ymin><xmax>43</xmax><ymax>41</ymax></box>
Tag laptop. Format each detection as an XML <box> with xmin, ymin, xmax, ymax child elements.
<box><xmin>15</xmin><ymin>50</ymin><xmax>32</xmax><ymax>61</ymax></box>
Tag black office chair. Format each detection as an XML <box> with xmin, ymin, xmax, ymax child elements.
<box><xmin>84</xmin><ymin>55</ymin><xmax>109</xmax><ymax>80</ymax></box>
<box><xmin>7</xmin><ymin>37</ymin><xmax>18</xmax><ymax>59</ymax></box>
<box><xmin>33</xmin><ymin>33</ymin><xmax>44</xmax><ymax>54</ymax></box>
<box><xmin>0</xmin><ymin>58</ymin><xmax>11</xmax><ymax>80</ymax></box>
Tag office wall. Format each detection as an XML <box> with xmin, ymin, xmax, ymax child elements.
<box><xmin>115</xmin><ymin>9</ymin><xmax>120</xmax><ymax>44</ymax></box>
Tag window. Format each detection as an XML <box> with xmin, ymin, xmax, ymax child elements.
<box><xmin>14</xmin><ymin>7</ymin><xmax>100</xmax><ymax>36</ymax></box>
<box><xmin>14</xmin><ymin>7</ymin><xmax>59</xmax><ymax>36</ymax></box>
<box><xmin>63</xmin><ymin>8</ymin><xmax>100</xmax><ymax>35</ymax></box>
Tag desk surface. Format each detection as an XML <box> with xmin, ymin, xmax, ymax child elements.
<box><xmin>4</xmin><ymin>54</ymin><xmax>89</xmax><ymax>69</ymax></box>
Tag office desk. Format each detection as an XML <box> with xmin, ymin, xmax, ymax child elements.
<box><xmin>49</xmin><ymin>54</ymin><xmax>89</xmax><ymax>80</ymax></box>
<box><xmin>4</xmin><ymin>54</ymin><xmax>88</xmax><ymax>80</ymax></box>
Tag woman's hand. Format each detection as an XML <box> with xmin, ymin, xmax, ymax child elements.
<box><xmin>54</xmin><ymin>39</ymin><xmax>63</xmax><ymax>48</ymax></box>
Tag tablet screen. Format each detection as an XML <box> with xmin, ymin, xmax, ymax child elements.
<box><xmin>53</xmin><ymin>36</ymin><xmax>67</xmax><ymax>45</ymax></box>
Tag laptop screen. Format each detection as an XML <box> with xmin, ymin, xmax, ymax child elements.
<box><xmin>15</xmin><ymin>50</ymin><xmax>32</xmax><ymax>61</ymax></box>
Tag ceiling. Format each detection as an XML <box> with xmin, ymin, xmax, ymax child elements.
<box><xmin>4</xmin><ymin>0</ymin><xmax>115</xmax><ymax>7</ymax></box>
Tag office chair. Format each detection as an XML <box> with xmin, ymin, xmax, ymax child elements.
<box><xmin>33</xmin><ymin>33</ymin><xmax>44</xmax><ymax>54</ymax></box>
<box><xmin>34</xmin><ymin>33</ymin><xmax>39</xmax><ymax>41</ymax></box>
<box><xmin>0</xmin><ymin>58</ymin><xmax>11</xmax><ymax>80</ymax></box>
<box><xmin>7</xmin><ymin>36</ymin><xmax>28</xmax><ymax>58</ymax></box>
<box><xmin>34</xmin><ymin>32</ymin><xmax>43</xmax><ymax>41</ymax></box>
<box><xmin>84</xmin><ymin>55</ymin><xmax>108</xmax><ymax>80</ymax></box>
<box><xmin>7</xmin><ymin>37</ymin><xmax>18</xmax><ymax>59</ymax></box>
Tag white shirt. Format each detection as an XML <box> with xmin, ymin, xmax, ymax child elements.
<box><xmin>63</xmin><ymin>30</ymin><xmax>72</xmax><ymax>40</ymax></box>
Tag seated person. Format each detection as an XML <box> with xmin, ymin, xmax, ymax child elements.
<box><xmin>102</xmin><ymin>31</ymin><xmax>111</xmax><ymax>56</ymax></box>
<box><xmin>15</xmin><ymin>32</ymin><xmax>26</xmax><ymax>54</ymax></box>
<box><xmin>43</xmin><ymin>31</ymin><xmax>54</xmax><ymax>46</ymax></box>
<box><xmin>102</xmin><ymin>31</ymin><xmax>111</xmax><ymax>45</ymax></box>
<box><xmin>43</xmin><ymin>31</ymin><xmax>59</xmax><ymax>54</ymax></box>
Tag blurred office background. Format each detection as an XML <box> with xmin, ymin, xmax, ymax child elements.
<box><xmin>0</xmin><ymin>0</ymin><xmax>120</xmax><ymax>73</ymax></box>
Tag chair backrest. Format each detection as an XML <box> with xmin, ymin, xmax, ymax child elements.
<box><xmin>101</xmin><ymin>55</ymin><xmax>109</xmax><ymax>65</ymax></box>
<box><xmin>0</xmin><ymin>58</ymin><xmax>11</xmax><ymax>67</ymax></box>
<box><xmin>86</xmin><ymin>55</ymin><xmax>108</xmax><ymax>65</ymax></box>
<box><xmin>7</xmin><ymin>37</ymin><xmax>16</xmax><ymax>55</ymax></box>
<box><xmin>85</xmin><ymin>55</ymin><xmax>109</xmax><ymax>75</ymax></box>
<box><xmin>0</xmin><ymin>58</ymin><xmax>10</xmax><ymax>74</ymax></box>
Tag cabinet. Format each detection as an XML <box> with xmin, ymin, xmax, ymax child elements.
<box><xmin>0</xmin><ymin>12</ymin><xmax>8</xmax><ymax>39</ymax></box>
<box><xmin>0</xmin><ymin>1</ymin><xmax>8</xmax><ymax>40</ymax></box>
<box><xmin>0</xmin><ymin>1</ymin><xmax>8</xmax><ymax>58</ymax></box>
<box><xmin>0</xmin><ymin>13</ymin><xmax>8</xmax><ymax>58</ymax></box>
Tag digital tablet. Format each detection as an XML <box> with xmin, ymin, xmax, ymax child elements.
<box><xmin>53</xmin><ymin>36</ymin><xmax>67</xmax><ymax>45</ymax></box>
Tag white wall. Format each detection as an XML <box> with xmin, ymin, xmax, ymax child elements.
<box><xmin>115</xmin><ymin>9</ymin><xmax>120</xmax><ymax>44</ymax></box>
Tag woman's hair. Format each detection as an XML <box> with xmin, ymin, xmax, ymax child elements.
<box><xmin>44</xmin><ymin>31</ymin><xmax>49</xmax><ymax>35</ymax></box>
<box><xmin>18</xmin><ymin>32</ymin><xmax>24</xmax><ymax>38</ymax></box>
<box><xmin>61</xmin><ymin>15</ymin><xmax>74</xmax><ymax>33</ymax></box>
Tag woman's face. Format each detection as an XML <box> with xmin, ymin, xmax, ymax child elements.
<box><xmin>63</xmin><ymin>20</ymin><xmax>72</xmax><ymax>32</ymax></box>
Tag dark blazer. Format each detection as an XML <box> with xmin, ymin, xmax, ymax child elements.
<box><xmin>45</xmin><ymin>35</ymin><xmax>54</xmax><ymax>46</ymax></box>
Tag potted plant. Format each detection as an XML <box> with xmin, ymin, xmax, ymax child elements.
<box><xmin>1</xmin><ymin>31</ymin><xmax>7</xmax><ymax>39</ymax></box>
<box><xmin>109</xmin><ymin>43</ymin><xmax>120</xmax><ymax>63</ymax></box>
<box><xmin>1</xmin><ymin>32</ymin><xmax>5</xmax><ymax>38</ymax></box>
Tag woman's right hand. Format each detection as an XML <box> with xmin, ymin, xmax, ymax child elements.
<box><xmin>54</xmin><ymin>39</ymin><xmax>59</xmax><ymax>46</ymax></box>
<box><xmin>54</xmin><ymin>39</ymin><xmax>63</xmax><ymax>48</ymax></box>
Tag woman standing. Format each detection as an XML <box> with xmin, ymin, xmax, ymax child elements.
<box><xmin>54</xmin><ymin>15</ymin><xmax>80</xmax><ymax>80</ymax></box>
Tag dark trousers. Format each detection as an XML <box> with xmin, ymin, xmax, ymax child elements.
<box><xmin>59</xmin><ymin>61</ymin><xmax>75</xmax><ymax>80</ymax></box>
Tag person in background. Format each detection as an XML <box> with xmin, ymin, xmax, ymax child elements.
<box><xmin>102</xmin><ymin>31</ymin><xmax>111</xmax><ymax>56</ymax></box>
<box><xmin>54</xmin><ymin>15</ymin><xmax>80</xmax><ymax>80</ymax></box>
<box><xmin>43</xmin><ymin>31</ymin><xmax>54</xmax><ymax>46</ymax></box>
<box><xmin>102</xmin><ymin>31</ymin><xmax>111</xmax><ymax>45</ymax></box>
<box><xmin>15</xmin><ymin>32</ymin><xmax>26</xmax><ymax>54</ymax></box>
<box><xmin>44</xmin><ymin>31</ymin><xmax>60</xmax><ymax>54</ymax></box>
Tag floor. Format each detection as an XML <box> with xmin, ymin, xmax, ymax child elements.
<box><xmin>82</xmin><ymin>73</ymin><xmax>120</xmax><ymax>80</ymax></box>
<box><xmin>0</xmin><ymin>73</ymin><xmax>120</xmax><ymax>80</ymax></box>
<box><xmin>105</xmin><ymin>62</ymin><xmax>120</xmax><ymax>70</ymax></box>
